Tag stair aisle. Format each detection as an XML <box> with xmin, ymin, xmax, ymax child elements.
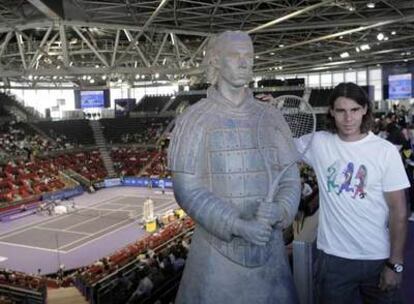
<box><xmin>88</xmin><ymin>120</ymin><xmax>116</xmax><ymax>177</ymax></box>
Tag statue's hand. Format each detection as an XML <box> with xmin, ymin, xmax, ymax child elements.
<box><xmin>256</xmin><ymin>200</ymin><xmax>283</xmax><ymax>228</ymax></box>
<box><xmin>232</xmin><ymin>219</ymin><xmax>272</xmax><ymax>246</ymax></box>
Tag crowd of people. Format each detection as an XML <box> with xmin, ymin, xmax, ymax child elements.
<box><xmin>372</xmin><ymin>107</ymin><xmax>414</xmax><ymax>211</ymax></box>
<box><xmin>75</xmin><ymin>217</ymin><xmax>194</xmax><ymax>303</ymax></box>
<box><xmin>0</xmin><ymin>121</ymin><xmax>76</xmax><ymax>162</ymax></box>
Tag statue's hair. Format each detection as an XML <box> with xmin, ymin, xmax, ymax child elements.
<box><xmin>202</xmin><ymin>31</ymin><xmax>252</xmax><ymax>85</ymax></box>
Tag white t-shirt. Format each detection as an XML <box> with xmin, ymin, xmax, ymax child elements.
<box><xmin>296</xmin><ymin>131</ymin><xmax>410</xmax><ymax>260</ymax></box>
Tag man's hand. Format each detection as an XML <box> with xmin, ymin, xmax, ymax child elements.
<box><xmin>232</xmin><ymin>219</ymin><xmax>272</xmax><ymax>246</ymax></box>
<box><xmin>255</xmin><ymin>94</ymin><xmax>274</xmax><ymax>103</ymax></box>
<box><xmin>256</xmin><ymin>201</ymin><xmax>283</xmax><ymax>227</ymax></box>
<box><xmin>379</xmin><ymin>266</ymin><xmax>402</xmax><ymax>291</ymax></box>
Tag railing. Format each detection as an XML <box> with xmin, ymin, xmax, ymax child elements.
<box><xmin>0</xmin><ymin>283</ymin><xmax>47</xmax><ymax>304</ymax></box>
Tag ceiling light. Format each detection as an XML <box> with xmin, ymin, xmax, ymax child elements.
<box><xmin>170</xmin><ymin>33</ymin><xmax>175</xmax><ymax>45</ymax></box>
<box><xmin>377</xmin><ymin>33</ymin><xmax>384</xmax><ymax>41</ymax></box>
<box><xmin>355</xmin><ymin>47</ymin><xmax>360</xmax><ymax>53</ymax></box>
<box><xmin>135</xmin><ymin>74</ymin><xmax>140</xmax><ymax>79</ymax></box>
<box><xmin>383</xmin><ymin>37</ymin><xmax>389</xmax><ymax>41</ymax></box>
<box><xmin>270</xmin><ymin>52</ymin><xmax>275</xmax><ymax>55</ymax></box>
<box><xmin>360</xmin><ymin>44</ymin><xmax>370</xmax><ymax>51</ymax></box>
<box><xmin>391</xmin><ymin>31</ymin><xmax>396</xmax><ymax>35</ymax></box>
<box><xmin>328</xmin><ymin>56</ymin><xmax>333</xmax><ymax>61</ymax></box>
<box><xmin>89</xmin><ymin>79</ymin><xmax>95</xmax><ymax>84</ymax></box>
<box><xmin>155</xmin><ymin>73</ymin><xmax>160</xmax><ymax>79</ymax></box>
<box><xmin>340</xmin><ymin>52</ymin><xmax>350</xmax><ymax>58</ymax></box>
<box><xmin>278</xmin><ymin>44</ymin><xmax>284</xmax><ymax>48</ymax></box>
<box><xmin>367</xmin><ymin>2</ymin><xmax>375</xmax><ymax>8</ymax></box>
<box><xmin>102</xmin><ymin>75</ymin><xmax>107</xmax><ymax>80</ymax></box>
<box><xmin>324</xmin><ymin>60</ymin><xmax>356</xmax><ymax>66</ymax></box>
<box><xmin>255</xmin><ymin>55</ymin><xmax>260</xmax><ymax>59</ymax></box>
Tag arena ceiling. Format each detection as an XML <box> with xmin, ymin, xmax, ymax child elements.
<box><xmin>0</xmin><ymin>0</ymin><xmax>413</xmax><ymax>88</ymax></box>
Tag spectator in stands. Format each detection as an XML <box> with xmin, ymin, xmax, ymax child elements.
<box><xmin>169</xmin><ymin>31</ymin><xmax>300</xmax><ymax>304</ymax></box>
<box><xmin>385</xmin><ymin>112</ymin><xmax>409</xmax><ymax>149</ymax></box>
<box><xmin>295</xmin><ymin>82</ymin><xmax>410</xmax><ymax>303</ymax></box>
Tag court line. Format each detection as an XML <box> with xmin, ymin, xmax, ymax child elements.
<box><xmin>117</xmin><ymin>199</ymin><xmax>175</xmax><ymax>212</ymax></box>
<box><xmin>156</xmin><ymin>204</ymin><xmax>180</xmax><ymax>215</ymax></box>
<box><xmin>0</xmin><ymin>240</ymin><xmax>68</xmax><ymax>253</ymax></box>
<box><xmin>62</xmin><ymin>210</ymin><xmax>130</xmax><ymax>232</ymax></box>
<box><xmin>0</xmin><ymin>198</ymin><xmax>124</xmax><ymax>239</ymax></box>
<box><xmin>75</xmin><ymin>207</ymin><xmax>132</xmax><ymax>212</ymax></box>
<box><xmin>64</xmin><ymin>220</ymin><xmax>144</xmax><ymax>253</ymax></box>
<box><xmin>0</xmin><ymin>196</ymin><xmax>177</xmax><ymax>252</ymax></box>
<box><xmin>60</xmin><ymin>218</ymin><xmax>133</xmax><ymax>251</ymax></box>
<box><xmin>35</xmin><ymin>227</ymin><xmax>90</xmax><ymax>236</ymax></box>
<box><xmin>61</xmin><ymin>200</ymin><xmax>177</xmax><ymax>251</ymax></box>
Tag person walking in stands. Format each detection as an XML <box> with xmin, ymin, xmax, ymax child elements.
<box><xmin>295</xmin><ymin>82</ymin><xmax>410</xmax><ymax>303</ymax></box>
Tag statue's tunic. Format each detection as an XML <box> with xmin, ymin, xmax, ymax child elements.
<box><xmin>168</xmin><ymin>87</ymin><xmax>301</xmax><ymax>304</ymax></box>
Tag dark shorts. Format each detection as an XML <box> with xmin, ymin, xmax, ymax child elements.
<box><xmin>315</xmin><ymin>250</ymin><xmax>403</xmax><ymax>304</ymax></box>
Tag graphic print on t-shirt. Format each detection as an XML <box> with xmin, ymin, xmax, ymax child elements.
<box><xmin>327</xmin><ymin>161</ymin><xmax>340</xmax><ymax>193</ymax></box>
<box><xmin>337</xmin><ymin>162</ymin><xmax>354</xmax><ymax>195</ymax></box>
<box><xmin>326</xmin><ymin>161</ymin><xmax>368</xmax><ymax>199</ymax></box>
<box><xmin>352</xmin><ymin>165</ymin><xmax>368</xmax><ymax>199</ymax></box>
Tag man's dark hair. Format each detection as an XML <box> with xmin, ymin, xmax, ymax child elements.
<box><xmin>326</xmin><ymin>82</ymin><xmax>374</xmax><ymax>134</ymax></box>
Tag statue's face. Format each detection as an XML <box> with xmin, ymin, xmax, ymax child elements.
<box><xmin>215</xmin><ymin>36</ymin><xmax>254</xmax><ymax>88</ymax></box>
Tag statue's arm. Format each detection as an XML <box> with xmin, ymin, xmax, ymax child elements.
<box><xmin>169</xmin><ymin>107</ymin><xmax>272</xmax><ymax>245</ymax></box>
<box><xmin>273</xmin><ymin>164</ymin><xmax>301</xmax><ymax>228</ymax></box>
<box><xmin>256</xmin><ymin>107</ymin><xmax>301</xmax><ymax>228</ymax></box>
<box><xmin>172</xmin><ymin>172</ymin><xmax>241</xmax><ymax>242</ymax></box>
<box><xmin>173</xmin><ymin>172</ymin><xmax>272</xmax><ymax>246</ymax></box>
<box><xmin>169</xmin><ymin>109</ymin><xmax>241</xmax><ymax>242</ymax></box>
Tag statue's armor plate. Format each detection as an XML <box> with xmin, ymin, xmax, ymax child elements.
<box><xmin>169</xmin><ymin>90</ymin><xmax>296</xmax><ymax>267</ymax></box>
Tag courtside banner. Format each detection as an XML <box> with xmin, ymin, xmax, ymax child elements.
<box><xmin>122</xmin><ymin>177</ymin><xmax>173</xmax><ymax>188</ymax></box>
<box><xmin>104</xmin><ymin>178</ymin><xmax>122</xmax><ymax>188</ymax></box>
<box><xmin>42</xmin><ymin>185</ymin><xmax>84</xmax><ymax>201</ymax></box>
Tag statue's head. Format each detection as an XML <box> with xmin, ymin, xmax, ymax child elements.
<box><xmin>203</xmin><ymin>31</ymin><xmax>254</xmax><ymax>87</ymax></box>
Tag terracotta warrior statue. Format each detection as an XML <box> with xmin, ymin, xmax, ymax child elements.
<box><xmin>168</xmin><ymin>31</ymin><xmax>300</xmax><ymax>304</ymax></box>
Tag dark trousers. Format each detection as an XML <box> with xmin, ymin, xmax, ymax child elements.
<box><xmin>316</xmin><ymin>250</ymin><xmax>403</xmax><ymax>304</ymax></box>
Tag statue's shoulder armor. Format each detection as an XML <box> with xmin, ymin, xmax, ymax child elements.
<box><xmin>255</xmin><ymin>99</ymin><xmax>292</xmax><ymax>137</ymax></box>
<box><xmin>168</xmin><ymin>98</ymin><xmax>211</xmax><ymax>173</ymax></box>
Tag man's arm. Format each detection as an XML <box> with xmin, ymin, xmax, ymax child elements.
<box><xmin>379</xmin><ymin>189</ymin><xmax>407</xmax><ymax>291</ymax></box>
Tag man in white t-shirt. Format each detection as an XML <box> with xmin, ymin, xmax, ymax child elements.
<box><xmin>296</xmin><ymin>82</ymin><xmax>410</xmax><ymax>304</ymax></box>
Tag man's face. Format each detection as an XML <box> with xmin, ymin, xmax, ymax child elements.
<box><xmin>215</xmin><ymin>38</ymin><xmax>254</xmax><ymax>88</ymax></box>
<box><xmin>330</xmin><ymin>97</ymin><xmax>367</xmax><ymax>141</ymax></box>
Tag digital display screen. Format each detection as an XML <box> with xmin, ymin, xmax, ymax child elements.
<box><xmin>80</xmin><ymin>91</ymin><xmax>104</xmax><ymax>108</ymax></box>
<box><xmin>388</xmin><ymin>73</ymin><xmax>412</xmax><ymax>99</ymax></box>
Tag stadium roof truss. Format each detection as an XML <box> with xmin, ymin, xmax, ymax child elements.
<box><xmin>0</xmin><ymin>0</ymin><xmax>413</xmax><ymax>88</ymax></box>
